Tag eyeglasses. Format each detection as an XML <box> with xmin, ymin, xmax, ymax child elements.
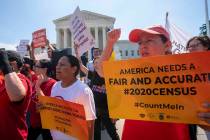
<box><xmin>34</xmin><ymin>65</ymin><xmax>42</xmax><ymax>68</ymax></box>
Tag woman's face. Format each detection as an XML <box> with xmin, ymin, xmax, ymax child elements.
<box><xmin>56</xmin><ymin>56</ymin><xmax>76</xmax><ymax>80</ymax></box>
<box><xmin>139</xmin><ymin>34</ymin><xmax>169</xmax><ymax>57</ymax></box>
<box><xmin>93</xmin><ymin>58</ymin><xmax>100</xmax><ymax>70</ymax></box>
<box><xmin>187</xmin><ymin>39</ymin><xmax>208</xmax><ymax>52</ymax></box>
<box><xmin>34</xmin><ymin>61</ymin><xmax>47</xmax><ymax>75</ymax></box>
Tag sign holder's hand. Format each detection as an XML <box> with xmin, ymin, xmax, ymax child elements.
<box><xmin>0</xmin><ymin>50</ymin><xmax>13</xmax><ymax>75</ymax></box>
<box><xmin>198</xmin><ymin>102</ymin><xmax>210</xmax><ymax>130</ymax></box>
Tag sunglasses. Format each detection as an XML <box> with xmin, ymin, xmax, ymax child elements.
<box><xmin>34</xmin><ymin>65</ymin><xmax>43</xmax><ymax>68</ymax></box>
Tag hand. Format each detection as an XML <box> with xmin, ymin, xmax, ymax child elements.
<box><xmin>107</xmin><ymin>29</ymin><xmax>121</xmax><ymax>45</ymax></box>
<box><xmin>36</xmin><ymin>100</ymin><xmax>45</xmax><ymax>112</ymax></box>
<box><xmin>35</xmin><ymin>74</ymin><xmax>47</xmax><ymax>89</ymax></box>
<box><xmin>0</xmin><ymin>50</ymin><xmax>13</xmax><ymax>75</ymax></box>
<box><xmin>74</xmin><ymin>43</ymin><xmax>82</xmax><ymax>62</ymax></box>
<box><xmin>74</xmin><ymin>43</ymin><xmax>79</xmax><ymax>56</ymax></box>
<box><xmin>198</xmin><ymin>102</ymin><xmax>210</xmax><ymax>124</ymax></box>
<box><xmin>48</xmin><ymin>44</ymin><xmax>55</xmax><ymax>51</ymax></box>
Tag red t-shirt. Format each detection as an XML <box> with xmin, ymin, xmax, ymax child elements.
<box><xmin>29</xmin><ymin>78</ymin><xmax>56</xmax><ymax>128</ymax></box>
<box><xmin>122</xmin><ymin>120</ymin><xmax>190</xmax><ymax>140</ymax></box>
<box><xmin>0</xmin><ymin>74</ymin><xmax>32</xmax><ymax>140</ymax></box>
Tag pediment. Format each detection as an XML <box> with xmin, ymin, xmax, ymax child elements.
<box><xmin>53</xmin><ymin>10</ymin><xmax>115</xmax><ymax>24</ymax></box>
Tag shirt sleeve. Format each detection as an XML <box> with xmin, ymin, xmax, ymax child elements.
<box><xmin>79</xmin><ymin>87</ymin><xmax>96</xmax><ymax>120</ymax></box>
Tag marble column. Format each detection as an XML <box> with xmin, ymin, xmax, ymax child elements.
<box><xmin>56</xmin><ymin>28</ymin><xmax>62</xmax><ymax>49</ymax></box>
<box><xmin>70</xmin><ymin>31</ymin><xmax>75</xmax><ymax>55</ymax></box>
<box><xmin>94</xmin><ymin>27</ymin><xmax>99</xmax><ymax>48</ymax></box>
<box><xmin>102</xmin><ymin>27</ymin><xmax>107</xmax><ymax>50</ymax></box>
<box><xmin>63</xmin><ymin>28</ymin><xmax>69</xmax><ymax>48</ymax></box>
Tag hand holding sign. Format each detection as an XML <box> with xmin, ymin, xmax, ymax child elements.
<box><xmin>198</xmin><ymin>102</ymin><xmax>210</xmax><ymax>123</ymax></box>
<box><xmin>74</xmin><ymin>43</ymin><xmax>82</xmax><ymax>63</ymax></box>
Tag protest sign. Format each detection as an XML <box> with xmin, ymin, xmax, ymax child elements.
<box><xmin>69</xmin><ymin>7</ymin><xmax>95</xmax><ymax>56</ymax></box>
<box><xmin>103</xmin><ymin>52</ymin><xmax>210</xmax><ymax>125</ymax></box>
<box><xmin>38</xmin><ymin>96</ymin><xmax>88</xmax><ymax>140</ymax></box>
<box><xmin>32</xmin><ymin>29</ymin><xmax>47</xmax><ymax>48</ymax></box>
<box><xmin>17</xmin><ymin>40</ymin><xmax>29</xmax><ymax>57</ymax></box>
<box><xmin>165</xmin><ymin>13</ymin><xmax>192</xmax><ymax>54</ymax></box>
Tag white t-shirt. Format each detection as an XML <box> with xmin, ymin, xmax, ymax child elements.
<box><xmin>50</xmin><ymin>79</ymin><xmax>96</xmax><ymax>140</ymax></box>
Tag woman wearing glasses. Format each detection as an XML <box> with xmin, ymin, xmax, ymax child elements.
<box><xmin>186</xmin><ymin>36</ymin><xmax>210</xmax><ymax>52</ymax></box>
<box><xmin>186</xmin><ymin>36</ymin><xmax>210</xmax><ymax>140</ymax></box>
<box><xmin>27</xmin><ymin>59</ymin><xmax>56</xmax><ymax>140</ymax></box>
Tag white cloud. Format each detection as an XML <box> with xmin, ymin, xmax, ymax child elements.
<box><xmin>0</xmin><ymin>43</ymin><xmax>17</xmax><ymax>50</ymax></box>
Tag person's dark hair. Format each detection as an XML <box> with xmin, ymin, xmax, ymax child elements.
<box><xmin>63</xmin><ymin>55</ymin><xmax>80</xmax><ymax>77</ymax></box>
<box><xmin>23</xmin><ymin>57</ymin><xmax>35</xmax><ymax>70</ymax></box>
<box><xmin>186</xmin><ymin>36</ymin><xmax>210</xmax><ymax>50</ymax></box>
<box><xmin>6</xmin><ymin>50</ymin><xmax>23</xmax><ymax>69</ymax></box>
<box><xmin>92</xmin><ymin>47</ymin><xmax>100</xmax><ymax>51</ymax></box>
<box><xmin>38</xmin><ymin>59</ymin><xmax>52</xmax><ymax>77</ymax></box>
<box><xmin>159</xmin><ymin>34</ymin><xmax>168</xmax><ymax>43</ymax></box>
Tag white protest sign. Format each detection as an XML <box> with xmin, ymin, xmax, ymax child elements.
<box><xmin>165</xmin><ymin>15</ymin><xmax>192</xmax><ymax>54</ymax></box>
<box><xmin>34</xmin><ymin>48</ymin><xmax>49</xmax><ymax>60</ymax></box>
<box><xmin>69</xmin><ymin>7</ymin><xmax>95</xmax><ymax>56</ymax></box>
<box><xmin>17</xmin><ymin>40</ymin><xmax>30</xmax><ymax>57</ymax></box>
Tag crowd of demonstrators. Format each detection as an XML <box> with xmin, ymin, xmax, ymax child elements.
<box><xmin>27</xmin><ymin>59</ymin><xmax>56</xmax><ymax>140</ymax></box>
<box><xmin>49</xmin><ymin>54</ymin><xmax>96</xmax><ymax>140</ymax></box>
<box><xmin>0</xmin><ymin>50</ymin><xmax>32</xmax><ymax>140</ymax></box>
<box><xmin>2</xmin><ymin>26</ymin><xmax>210</xmax><ymax>140</ymax></box>
<box><xmin>75</xmin><ymin>42</ymin><xmax>120</xmax><ymax>140</ymax></box>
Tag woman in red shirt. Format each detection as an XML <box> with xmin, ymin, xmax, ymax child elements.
<box><xmin>27</xmin><ymin>59</ymin><xmax>56</xmax><ymax>140</ymax></box>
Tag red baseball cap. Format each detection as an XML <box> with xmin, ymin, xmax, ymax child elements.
<box><xmin>129</xmin><ymin>25</ymin><xmax>170</xmax><ymax>43</ymax></box>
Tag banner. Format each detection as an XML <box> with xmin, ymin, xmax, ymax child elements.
<box><xmin>38</xmin><ymin>96</ymin><xmax>88</xmax><ymax>140</ymax></box>
<box><xmin>103</xmin><ymin>52</ymin><xmax>210</xmax><ymax>125</ymax></box>
<box><xmin>17</xmin><ymin>40</ymin><xmax>29</xmax><ymax>57</ymax></box>
<box><xmin>165</xmin><ymin>13</ymin><xmax>192</xmax><ymax>54</ymax></box>
<box><xmin>32</xmin><ymin>28</ymin><xmax>47</xmax><ymax>48</ymax></box>
<box><xmin>69</xmin><ymin>6</ymin><xmax>95</xmax><ymax>57</ymax></box>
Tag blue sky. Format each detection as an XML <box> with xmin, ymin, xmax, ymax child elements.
<box><xmin>0</xmin><ymin>0</ymin><xmax>209</xmax><ymax>50</ymax></box>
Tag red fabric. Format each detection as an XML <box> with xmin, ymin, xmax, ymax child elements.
<box><xmin>122</xmin><ymin>120</ymin><xmax>190</xmax><ymax>140</ymax></box>
<box><xmin>29</xmin><ymin>78</ymin><xmax>56</xmax><ymax>128</ymax></box>
<box><xmin>0</xmin><ymin>74</ymin><xmax>32</xmax><ymax>140</ymax></box>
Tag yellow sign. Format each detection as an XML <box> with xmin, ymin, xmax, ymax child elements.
<box><xmin>38</xmin><ymin>96</ymin><xmax>88</xmax><ymax>140</ymax></box>
<box><xmin>103</xmin><ymin>52</ymin><xmax>210</xmax><ymax>125</ymax></box>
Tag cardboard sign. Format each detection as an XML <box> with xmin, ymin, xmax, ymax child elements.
<box><xmin>69</xmin><ymin>6</ymin><xmax>95</xmax><ymax>56</ymax></box>
<box><xmin>32</xmin><ymin>29</ymin><xmax>47</xmax><ymax>48</ymax></box>
<box><xmin>38</xmin><ymin>96</ymin><xmax>88</xmax><ymax>140</ymax></box>
<box><xmin>103</xmin><ymin>52</ymin><xmax>210</xmax><ymax>125</ymax></box>
<box><xmin>17</xmin><ymin>40</ymin><xmax>29</xmax><ymax>57</ymax></box>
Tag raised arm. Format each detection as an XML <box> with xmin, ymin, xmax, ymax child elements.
<box><xmin>97</xmin><ymin>29</ymin><xmax>121</xmax><ymax>77</ymax></box>
<box><xmin>0</xmin><ymin>51</ymin><xmax>26</xmax><ymax>102</ymax></box>
<box><xmin>74</xmin><ymin>44</ymin><xmax>89</xmax><ymax>75</ymax></box>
